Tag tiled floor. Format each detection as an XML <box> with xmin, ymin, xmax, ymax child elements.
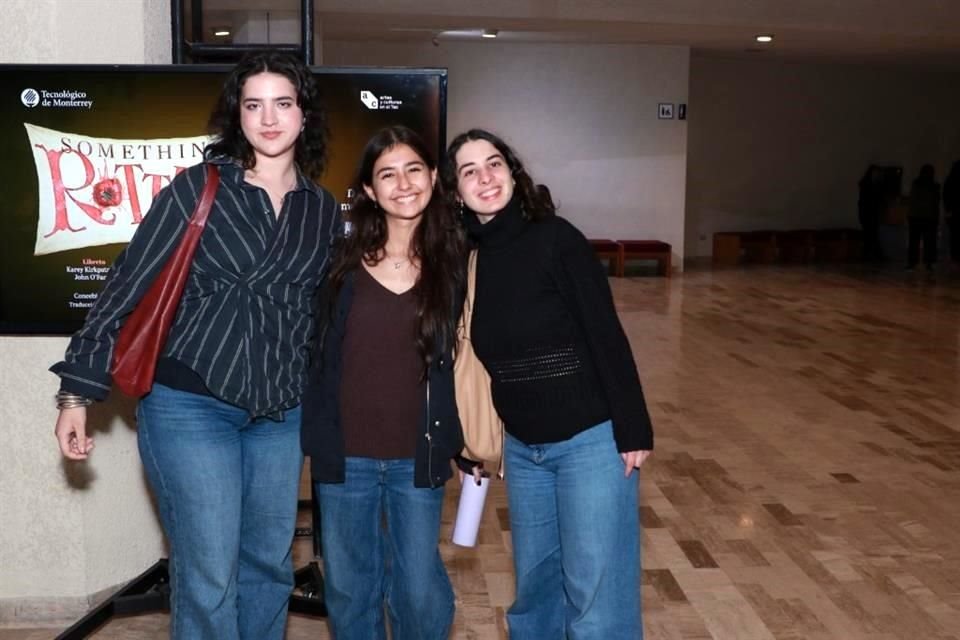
<box><xmin>6</xmin><ymin>264</ymin><xmax>960</xmax><ymax>639</ymax></box>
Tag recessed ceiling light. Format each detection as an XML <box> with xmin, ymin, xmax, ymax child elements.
<box><xmin>755</xmin><ymin>34</ymin><xmax>773</xmax><ymax>43</ymax></box>
<box><xmin>213</xmin><ymin>29</ymin><xmax>231</xmax><ymax>37</ymax></box>
<box><xmin>481</xmin><ymin>29</ymin><xmax>498</xmax><ymax>39</ymax></box>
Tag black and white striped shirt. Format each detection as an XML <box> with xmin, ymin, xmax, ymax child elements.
<box><xmin>51</xmin><ymin>157</ymin><xmax>340</xmax><ymax>418</ymax></box>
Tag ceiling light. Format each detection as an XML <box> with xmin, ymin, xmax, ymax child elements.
<box><xmin>481</xmin><ymin>29</ymin><xmax>498</xmax><ymax>39</ymax></box>
<box><xmin>213</xmin><ymin>29</ymin><xmax>231</xmax><ymax>37</ymax></box>
<box><xmin>755</xmin><ymin>34</ymin><xmax>773</xmax><ymax>43</ymax></box>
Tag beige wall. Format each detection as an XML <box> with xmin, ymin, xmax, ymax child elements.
<box><xmin>0</xmin><ymin>0</ymin><xmax>170</xmax><ymax>65</ymax></box>
<box><xmin>685</xmin><ymin>54</ymin><xmax>960</xmax><ymax>256</ymax></box>
<box><xmin>324</xmin><ymin>40</ymin><xmax>690</xmax><ymax>261</ymax></box>
<box><xmin>0</xmin><ymin>0</ymin><xmax>169</xmax><ymax>624</ymax></box>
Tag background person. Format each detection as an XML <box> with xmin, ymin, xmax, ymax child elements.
<box><xmin>907</xmin><ymin>164</ymin><xmax>941</xmax><ymax>271</ymax></box>
<box><xmin>943</xmin><ymin>160</ymin><xmax>960</xmax><ymax>265</ymax></box>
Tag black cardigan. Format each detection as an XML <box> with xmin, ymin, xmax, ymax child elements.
<box><xmin>301</xmin><ymin>271</ymin><xmax>464</xmax><ymax>488</ymax></box>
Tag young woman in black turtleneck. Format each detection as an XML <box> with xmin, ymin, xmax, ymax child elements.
<box><xmin>442</xmin><ymin>129</ymin><xmax>654</xmax><ymax>639</ymax></box>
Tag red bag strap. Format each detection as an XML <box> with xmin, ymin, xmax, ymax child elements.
<box><xmin>190</xmin><ymin>163</ymin><xmax>220</xmax><ymax>229</ymax></box>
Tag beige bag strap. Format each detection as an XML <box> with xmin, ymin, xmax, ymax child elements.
<box><xmin>463</xmin><ymin>249</ymin><xmax>478</xmax><ymax>334</ymax></box>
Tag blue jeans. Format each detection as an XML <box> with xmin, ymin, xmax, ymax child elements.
<box><xmin>137</xmin><ymin>384</ymin><xmax>302</xmax><ymax>640</ymax></box>
<box><xmin>314</xmin><ymin>457</ymin><xmax>454</xmax><ymax>640</ymax></box>
<box><xmin>504</xmin><ymin>421</ymin><xmax>641</xmax><ymax>640</ymax></box>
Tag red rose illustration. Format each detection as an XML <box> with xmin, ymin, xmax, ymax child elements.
<box><xmin>92</xmin><ymin>177</ymin><xmax>123</xmax><ymax>207</ymax></box>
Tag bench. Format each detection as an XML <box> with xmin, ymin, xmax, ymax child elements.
<box><xmin>712</xmin><ymin>229</ymin><xmax>865</xmax><ymax>264</ymax></box>
<box><xmin>713</xmin><ymin>232</ymin><xmax>742</xmax><ymax>265</ymax></box>
<box><xmin>776</xmin><ymin>229</ymin><xmax>815</xmax><ymax>263</ymax></box>
<box><xmin>619</xmin><ymin>240</ymin><xmax>672</xmax><ymax>277</ymax></box>
<box><xmin>813</xmin><ymin>228</ymin><xmax>862</xmax><ymax>262</ymax></box>
<box><xmin>740</xmin><ymin>231</ymin><xmax>778</xmax><ymax>263</ymax></box>
<box><xmin>588</xmin><ymin>239</ymin><xmax>625</xmax><ymax>277</ymax></box>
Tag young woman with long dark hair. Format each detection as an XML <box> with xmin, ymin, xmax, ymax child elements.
<box><xmin>51</xmin><ymin>51</ymin><xmax>338</xmax><ymax>639</ymax></box>
<box><xmin>301</xmin><ymin>125</ymin><xmax>466</xmax><ymax>640</ymax></box>
<box><xmin>442</xmin><ymin>128</ymin><xmax>654</xmax><ymax>639</ymax></box>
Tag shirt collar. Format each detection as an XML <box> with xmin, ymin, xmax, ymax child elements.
<box><xmin>207</xmin><ymin>155</ymin><xmax>324</xmax><ymax>199</ymax></box>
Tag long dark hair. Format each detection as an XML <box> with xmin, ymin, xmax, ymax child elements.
<box><xmin>440</xmin><ymin>128</ymin><xmax>555</xmax><ymax>221</ymax></box>
<box><xmin>204</xmin><ymin>51</ymin><xmax>328</xmax><ymax>178</ymax></box>
<box><xmin>328</xmin><ymin>126</ymin><xmax>466</xmax><ymax>367</ymax></box>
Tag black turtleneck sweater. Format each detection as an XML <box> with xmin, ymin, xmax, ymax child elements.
<box><xmin>465</xmin><ymin>197</ymin><xmax>654</xmax><ymax>452</ymax></box>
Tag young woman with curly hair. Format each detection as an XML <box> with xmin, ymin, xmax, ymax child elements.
<box><xmin>52</xmin><ymin>51</ymin><xmax>339</xmax><ymax>639</ymax></box>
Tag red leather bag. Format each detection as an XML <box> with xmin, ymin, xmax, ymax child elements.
<box><xmin>111</xmin><ymin>164</ymin><xmax>220</xmax><ymax>397</ymax></box>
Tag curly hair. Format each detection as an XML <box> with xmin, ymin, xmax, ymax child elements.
<box><xmin>204</xmin><ymin>51</ymin><xmax>328</xmax><ymax>178</ymax></box>
<box><xmin>328</xmin><ymin>126</ymin><xmax>467</xmax><ymax>368</ymax></box>
<box><xmin>440</xmin><ymin>128</ymin><xmax>555</xmax><ymax>221</ymax></box>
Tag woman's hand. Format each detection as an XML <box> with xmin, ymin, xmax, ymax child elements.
<box><xmin>55</xmin><ymin>407</ymin><xmax>94</xmax><ymax>460</ymax></box>
<box><xmin>455</xmin><ymin>455</ymin><xmax>485</xmax><ymax>485</ymax></box>
<box><xmin>620</xmin><ymin>450</ymin><xmax>651</xmax><ymax>477</ymax></box>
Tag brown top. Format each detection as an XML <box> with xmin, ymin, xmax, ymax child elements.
<box><xmin>340</xmin><ymin>267</ymin><xmax>423</xmax><ymax>459</ymax></box>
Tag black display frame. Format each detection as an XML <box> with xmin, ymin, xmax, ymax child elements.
<box><xmin>0</xmin><ymin>63</ymin><xmax>447</xmax><ymax>335</ymax></box>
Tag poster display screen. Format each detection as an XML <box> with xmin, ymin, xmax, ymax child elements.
<box><xmin>0</xmin><ymin>64</ymin><xmax>446</xmax><ymax>334</ymax></box>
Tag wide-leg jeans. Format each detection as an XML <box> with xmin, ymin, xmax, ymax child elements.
<box><xmin>504</xmin><ymin>421</ymin><xmax>642</xmax><ymax>640</ymax></box>
<box><xmin>315</xmin><ymin>457</ymin><xmax>454</xmax><ymax>640</ymax></box>
<box><xmin>137</xmin><ymin>383</ymin><xmax>302</xmax><ymax>640</ymax></box>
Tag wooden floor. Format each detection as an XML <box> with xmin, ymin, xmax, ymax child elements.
<box><xmin>6</xmin><ymin>264</ymin><xmax>960</xmax><ymax>639</ymax></box>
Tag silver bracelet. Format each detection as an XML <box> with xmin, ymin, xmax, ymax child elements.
<box><xmin>56</xmin><ymin>390</ymin><xmax>93</xmax><ymax>410</ymax></box>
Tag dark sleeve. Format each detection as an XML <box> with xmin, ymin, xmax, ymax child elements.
<box><xmin>552</xmin><ymin>219</ymin><xmax>654</xmax><ymax>452</ymax></box>
<box><xmin>49</xmin><ymin>165</ymin><xmax>207</xmax><ymax>399</ymax></box>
